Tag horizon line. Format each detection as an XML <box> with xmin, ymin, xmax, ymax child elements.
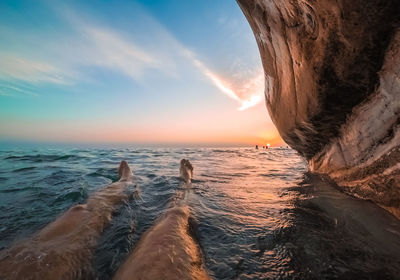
<box><xmin>0</xmin><ymin>139</ymin><xmax>286</xmax><ymax>148</ymax></box>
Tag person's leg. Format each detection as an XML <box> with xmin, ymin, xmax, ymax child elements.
<box><xmin>113</xmin><ymin>206</ymin><xmax>209</xmax><ymax>280</ymax></box>
<box><xmin>0</xmin><ymin>161</ymin><xmax>135</xmax><ymax>280</ymax></box>
<box><xmin>113</xmin><ymin>159</ymin><xmax>209</xmax><ymax>280</ymax></box>
<box><xmin>180</xmin><ymin>159</ymin><xmax>193</xmax><ymax>183</ymax></box>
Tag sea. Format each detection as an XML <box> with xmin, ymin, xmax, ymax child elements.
<box><xmin>1</xmin><ymin>146</ymin><xmax>400</xmax><ymax>279</ymax></box>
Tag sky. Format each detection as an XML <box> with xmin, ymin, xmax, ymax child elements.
<box><xmin>0</xmin><ymin>0</ymin><xmax>283</xmax><ymax>147</ymax></box>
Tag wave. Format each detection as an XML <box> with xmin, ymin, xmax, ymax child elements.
<box><xmin>87</xmin><ymin>168</ymin><xmax>119</xmax><ymax>181</ymax></box>
<box><xmin>54</xmin><ymin>189</ymin><xmax>88</xmax><ymax>203</ymax></box>
<box><xmin>4</xmin><ymin>154</ymin><xmax>82</xmax><ymax>162</ymax></box>
<box><xmin>12</xmin><ymin>167</ymin><xmax>36</xmax><ymax>173</ymax></box>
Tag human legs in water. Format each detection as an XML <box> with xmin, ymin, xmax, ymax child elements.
<box><xmin>180</xmin><ymin>159</ymin><xmax>193</xmax><ymax>184</ymax></box>
<box><xmin>0</xmin><ymin>159</ymin><xmax>208</xmax><ymax>280</ymax></box>
<box><xmin>113</xmin><ymin>159</ymin><xmax>209</xmax><ymax>280</ymax></box>
<box><xmin>0</xmin><ymin>161</ymin><xmax>135</xmax><ymax>280</ymax></box>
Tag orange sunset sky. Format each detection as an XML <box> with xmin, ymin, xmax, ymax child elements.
<box><xmin>0</xmin><ymin>0</ymin><xmax>284</xmax><ymax>147</ymax></box>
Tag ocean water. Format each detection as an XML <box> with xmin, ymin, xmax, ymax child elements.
<box><xmin>1</xmin><ymin>147</ymin><xmax>400</xmax><ymax>279</ymax></box>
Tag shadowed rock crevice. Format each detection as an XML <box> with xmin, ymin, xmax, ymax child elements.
<box><xmin>238</xmin><ymin>0</ymin><xmax>400</xmax><ymax>217</ymax></box>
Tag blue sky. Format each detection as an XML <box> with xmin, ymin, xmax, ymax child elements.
<box><xmin>0</xmin><ymin>0</ymin><xmax>281</xmax><ymax>146</ymax></box>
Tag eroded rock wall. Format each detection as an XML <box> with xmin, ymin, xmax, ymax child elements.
<box><xmin>237</xmin><ymin>0</ymin><xmax>400</xmax><ymax>216</ymax></box>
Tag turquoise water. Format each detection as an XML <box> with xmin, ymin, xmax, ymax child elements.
<box><xmin>1</xmin><ymin>147</ymin><xmax>400</xmax><ymax>279</ymax></box>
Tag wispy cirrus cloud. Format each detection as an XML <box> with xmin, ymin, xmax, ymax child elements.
<box><xmin>184</xmin><ymin>50</ymin><xmax>264</xmax><ymax>110</ymax></box>
<box><xmin>0</xmin><ymin>53</ymin><xmax>67</xmax><ymax>84</ymax></box>
<box><xmin>77</xmin><ymin>26</ymin><xmax>169</xmax><ymax>80</ymax></box>
<box><xmin>0</xmin><ymin>2</ymin><xmax>265</xmax><ymax>110</ymax></box>
<box><xmin>226</xmin><ymin>72</ymin><xmax>265</xmax><ymax>111</ymax></box>
<box><xmin>49</xmin><ymin>2</ymin><xmax>266</xmax><ymax>110</ymax></box>
<box><xmin>55</xmin><ymin>4</ymin><xmax>179</xmax><ymax>82</ymax></box>
<box><xmin>0</xmin><ymin>83</ymin><xmax>39</xmax><ymax>97</ymax></box>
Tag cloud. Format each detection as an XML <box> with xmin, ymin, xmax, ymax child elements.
<box><xmin>0</xmin><ymin>83</ymin><xmax>39</xmax><ymax>97</ymax></box>
<box><xmin>238</xmin><ymin>93</ymin><xmax>263</xmax><ymax>111</ymax></box>
<box><xmin>187</xmin><ymin>51</ymin><xmax>240</xmax><ymax>102</ymax></box>
<box><xmin>59</xmin><ymin>3</ymin><xmax>264</xmax><ymax>110</ymax></box>
<box><xmin>54</xmin><ymin>3</ymin><xmax>180</xmax><ymax>82</ymax></box>
<box><xmin>230</xmin><ymin>72</ymin><xmax>265</xmax><ymax>111</ymax></box>
<box><xmin>0</xmin><ymin>53</ymin><xmax>67</xmax><ymax>84</ymax></box>
<box><xmin>0</xmin><ymin>2</ymin><xmax>265</xmax><ymax>110</ymax></box>
<box><xmin>184</xmin><ymin>50</ymin><xmax>264</xmax><ymax>110</ymax></box>
<box><xmin>79</xmin><ymin>26</ymin><xmax>165</xmax><ymax>80</ymax></box>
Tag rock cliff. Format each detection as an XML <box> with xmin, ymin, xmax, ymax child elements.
<box><xmin>237</xmin><ymin>0</ymin><xmax>400</xmax><ymax>217</ymax></box>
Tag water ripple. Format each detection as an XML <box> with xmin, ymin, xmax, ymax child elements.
<box><xmin>0</xmin><ymin>147</ymin><xmax>399</xmax><ymax>279</ymax></box>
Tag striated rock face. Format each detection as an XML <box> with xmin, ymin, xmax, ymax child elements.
<box><xmin>237</xmin><ymin>0</ymin><xmax>400</xmax><ymax>216</ymax></box>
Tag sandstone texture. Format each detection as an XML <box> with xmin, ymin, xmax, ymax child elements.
<box><xmin>237</xmin><ymin>0</ymin><xmax>400</xmax><ymax>216</ymax></box>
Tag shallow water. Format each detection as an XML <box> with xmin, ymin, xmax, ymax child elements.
<box><xmin>1</xmin><ymin>147</ymin><xmax>400</xmax><ymax>279</ymax></box>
